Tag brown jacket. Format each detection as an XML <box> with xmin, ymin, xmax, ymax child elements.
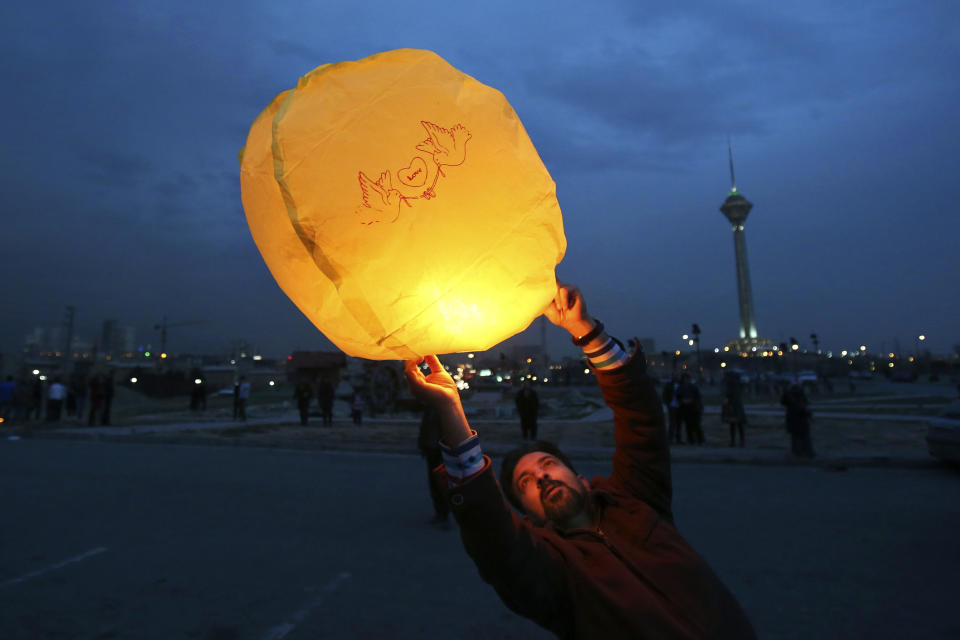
<box><xmin>442</xmin><ymin>351</ymin><xmax>756</xmax><ymax>639</ymax></box>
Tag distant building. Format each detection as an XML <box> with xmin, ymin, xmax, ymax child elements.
<box><xmin>23</xmin><ymin>326</ymin><xmax>66</xmax><ymax>355</ymax></box>
<box><xmin>288</xmin><ymin>351</ymin><xmax>346</xmax><ymax>383</ymax></box>
<box><xmin>101</xmin><ymin>319</ymin><xmax>136</xmax><ymax>357</ymax></box>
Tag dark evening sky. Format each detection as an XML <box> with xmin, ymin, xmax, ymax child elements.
<box><xmin>1</xmin><ymin>0</ymin><xmax>957</xmax><ymax>360</ymax></box>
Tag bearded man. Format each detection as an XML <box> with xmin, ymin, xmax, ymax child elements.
<box><xmin>404</xmin><ymin>283</ymin><xmax>755</xmax><ymax>639</ymax></box>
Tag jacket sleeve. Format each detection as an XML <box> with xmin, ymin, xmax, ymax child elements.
<box><xmin>440</xmin><ymin>459</ymin><xmax>573</xmax><ymax>635</ymax></box>
<box><xmin>592</xmin><ymin>350</ymin><xmax>674</xmax><ymax>521</ymax></box>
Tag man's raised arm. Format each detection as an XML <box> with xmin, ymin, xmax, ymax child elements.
<box><xmin>544</xmin><ymin>283</ymin><xmax>672</xmax><ymax>520</ymax></box>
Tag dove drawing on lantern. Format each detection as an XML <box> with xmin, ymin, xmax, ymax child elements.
<box><xmin>416</xmin><ymin>121</ymin><xmax>472</xmax><ymax>199</ymax></box>
<box><xmin>355</xmin><ymin>120</ymin><xmax>472</xmax><ymax>224</ymax></box>
<box><xmin>356</xmin><ymin>170</ymin><xmax>413</xmax><ymax>225</ymax></box>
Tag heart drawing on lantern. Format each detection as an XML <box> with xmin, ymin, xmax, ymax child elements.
<box><xmin>397</xmin><ymin>157</ymin><xmax>428</xmax><ymax>187</ymax></box>
<box><xmin>355</xmin><ymin>120</ymin><xmax>472</xmax><ymax>225</ymax></box>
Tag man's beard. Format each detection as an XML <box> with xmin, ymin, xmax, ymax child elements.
<box><xmin>540</xmin><ymin>479</ymin><xmax>588</xmax><ymax>526</ymax></box>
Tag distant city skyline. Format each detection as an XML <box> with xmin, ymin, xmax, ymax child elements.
<box><xmin>14</xmin><ymin>310</ymin><xmax>954</xmax><ymax>365</ymax></box>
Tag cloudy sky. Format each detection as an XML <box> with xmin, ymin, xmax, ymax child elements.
<box><xmin>1</xmin><ymin>0</ymin><xmax>957</xmax><ymax>360</ymax></box>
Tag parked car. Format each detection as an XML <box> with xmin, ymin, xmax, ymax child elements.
<box><xmin>926</xmin><ymin>401</ymin><xmax>960</xmax><ymax>464</ymax></box>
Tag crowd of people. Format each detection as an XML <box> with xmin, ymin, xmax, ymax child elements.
<box><xmin>292</xmin><ymin>376</ymin><xmax>337</xmax><ymax>426</ymax></box>
<box><xmin>0</xmin><ymin>369</ymin><xmax>367</xmax><ymax>429</ymax></box>
<box><xmin>0</xmin><ymin>371</ymin><xmax>115</xmax><ymax>426</ymax></box>
<box><xmin>501</xmin><ymin>366</ymin><xmax>815</xmax><ymax>454</ymax></box>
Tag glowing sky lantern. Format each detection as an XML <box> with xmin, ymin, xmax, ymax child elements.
<box><xmin>240</xmin><ymin>49</ymin><xmax>565</xmax><ymax>359</ymax></box>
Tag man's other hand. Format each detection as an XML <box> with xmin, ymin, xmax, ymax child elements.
<box><xmin>405</xmin><ymin>355</ymin><xmax>473</xmax><ymax>447</ymax></box>
<box><xmin>543</xmin><ymin>282</ymin><xmax>595</xmax><ymax>339</ymax></box>
<box><xmin>404</xmin><ymin>355</ymin><xmax>460</xmax><ymax>409</ymax></box>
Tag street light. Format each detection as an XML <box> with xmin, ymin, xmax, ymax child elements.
<box><xmin>915</xmin><ymin>334</ymin><xmax>926</xmax><ymax>369</ymax></box>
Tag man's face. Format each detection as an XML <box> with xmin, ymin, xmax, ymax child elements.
<box><xmin>512</xmin><ymin>453</ymin><xmax>590</xmax><ymax>526</ymax></box>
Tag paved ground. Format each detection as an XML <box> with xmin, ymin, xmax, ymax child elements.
<box><xmin>2</xmin><ymin>439</ymin><xmax>959</xmax><ymax>639</ymax></box>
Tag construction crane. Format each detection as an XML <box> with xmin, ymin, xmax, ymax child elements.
<box><xmin>154</xmin><ymin>317</ymin><xmax>203</xmax><ymax>356</ymax></box>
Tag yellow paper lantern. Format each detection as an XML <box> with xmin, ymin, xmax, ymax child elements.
<box><xmin>240</xmin><ymin>49</ymin><xmax>565</xmax><ymax>359</ymax></box>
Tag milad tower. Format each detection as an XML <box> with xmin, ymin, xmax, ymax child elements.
<box><xmin>720</xmin><ymin>144</ymin><xmax>772</xmax><ymax>354</ymax></box>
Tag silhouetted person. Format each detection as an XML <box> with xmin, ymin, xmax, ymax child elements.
<box><xmin>232</xmin><ymin>380</ymin><xmax>241</xmax><ymax>420</ymax></box>
<box><xmin>47</xmin><ymin>378</ymin><xmax>67</xmax><ymax>422</ymax></box>
<box><xmin>721</xmin><ymin>371</ymin><xmax>747</xmax><ymax>447</ymax></box>
<box><xmin>515</xmin><ymin>382</ymin><xmax>539</xmax><ymax>440</ymax></box>
<box><xmin>0</xmin><ymin>376</ymin><xmax>15</xmax><ymax>422</ymax></box>
<box><xmin>294</xmin><ymin>378</ymin><xmax>313</xmax><ymax>426</ymax></box>
<box><xmin>661</xmin><ymin>375</ymin><xmax>681</xmax><ymax>444</ymax></box>
<box><xmin>30</xmin><ymin>378</ymin><xmax>43</xmax><ymax>421</ymax></box>
<box><xmin>101</xmin><ymin>372</ymin><xmax>114</xmax><ymax>425</ymax></box>
<box><xmin>190</xmin><ymin>376</ymin><xmax>203</xmax><ymax>411</ymax></box>
<box><xmin>418</xmin><ymin>405</ymin><xmax>450</xmax><ymax>528</ymax></box>
<box><xmin>196</xmin><ymin>378</ymin><xmax>207</xmax><ymax>412</ymax></box>
<box><xmin>351</xmin><ymin>391</ymin><xmax>364</xmax><ymax>425</ymax></box>
<box><xmin>12</xmin><ymin>378</ymin><xmax>31</xmax><ymax>424</ymax></box>
<box><xmin>236</xmin><ymin>376</ymin><xmax>251</xmax><ymax>421</ymax></box>
<box><xmin>88</xmin><ymin>374</ymin><xmax>104</xmax><ymax>426</ymax></box>
<box><xmin>676</xmin><ymin>373</ymin><xmax>704</xmax><ymax>445</ymax></box>
<box><xmin>70</xmin><ymin>371</ymin><xmax>89</xmax><ymax>420</ymax></box>
<box><xmin>316</xmin><ymin>378</ymin><xmax>335</xmax><ymax>426</ymax></box>
<box><xmin>781</xmin><ymin>383</ymin><xmax>815</xmax><ymax>457</ymax></box>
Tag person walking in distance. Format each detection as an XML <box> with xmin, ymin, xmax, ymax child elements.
<box><xmin>676</xmin><ymin>373</ymin><xmax>704</xmax><ymax>445</ymax></box>
<box><xmin>661</xmin><ymin>375</ymin><xmax>681</xmax><ymax>444</ymax></box>
<box><xmin>101</xmin><ymin>371</ymin><xmax>115</xmax><ymax>425</ymax></box>
<box><xmin>294</xmin><ymin>377</ymin><xmax>313</xmax><ymax>426</ymax></box>
<box><xmin>781</xmin><ymin>382</ymin><xmax>815</xmax><ymax>458</ymax></box>
<box><xmin>721</xmin><ymin>371</ymin><xmax>747</xmax><ymax>447</ymax></box>
<box><xmin>515</xmin><ymin>381</ymin><xmax>540</xmax><ymax>440</ymax></box>
<box><xmin>316</xmin><ymin>378</ymin><xmax>335</xmax><ymax>426</ymax></box>
<box><xmin>351</xmin><ymin>391</ymin><xmax>365</xmax><ymax>425</ymax></box>
<box><xmin>47</xmin><ymin>378</ymin><xmax>67</xmax><ymax>422</ymax></box>
<box><xmin>236</xmin><ymin>376</ymin><xmax>251</xmax><ymax>421</ymax></box>
<box><xmin>0</xmin><ymin>376</ymin><xmax>15</xmax><ymax>423</ymax></box>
